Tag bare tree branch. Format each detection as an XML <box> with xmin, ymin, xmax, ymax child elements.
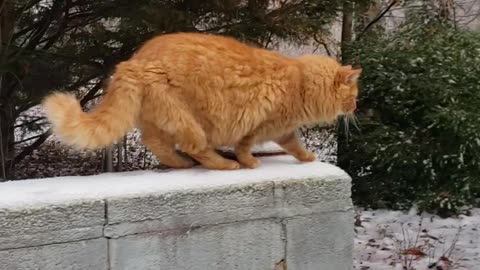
<box><xmin>12</xmin><ymin>133</ymin><xmax>43</xmax><ymax>145</ymax></box>
<box><xmin>13</xmin><ymin>116</ymin><xmax>45</xmax><ymax>129</ymax></box>
<box><xmin>313</xmin><ymin>33</ymin><xmax>332</xmax><ymax>56</ymax></box>
<box><xmin>357</xmin><ymin>0</ymin><xmax>399</xmax><ymax>40</ymax></box>
<box><xmin>9</xmin><ymin>128</ymin><xmax>51</xmax><ymax>169</ymax></box>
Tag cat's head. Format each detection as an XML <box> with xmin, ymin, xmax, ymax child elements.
<box><xmin>334</xmin><ymin>65</ymin><xmax>362</xmax><ymax>115</ymax></box>
<box><xmin>297</xmin><ymin>55</ymin><xmax>362</xmax><ymax>117</ymax></box>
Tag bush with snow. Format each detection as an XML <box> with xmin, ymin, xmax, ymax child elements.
<box><xmin>339</xmin><ymin>17</ymin><xmax>480</xmax><ymax>214</ymax></box>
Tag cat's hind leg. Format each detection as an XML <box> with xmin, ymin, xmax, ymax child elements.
<box><xmin>153</xmin><ymin>92</ymin><xmax>240</xmax><ymax>170</ymax></box>
<box><xmin>141</xmin><ymin>124</ymin><xmax>194</xmax><ymax>169</ymax></box>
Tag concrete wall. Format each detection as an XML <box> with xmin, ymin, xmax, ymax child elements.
<box><xmin>0</xmin><ymin>156</ymin><xmax>353</xmax><ymax>270</ymax></box>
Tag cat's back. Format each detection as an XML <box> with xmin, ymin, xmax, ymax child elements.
<box><xmin>132</xmin><ymin>32</ymin><xmax>257</xmax><ymax>63</ymax></box>
<box><xmin>130</xmin><ymin>32</ymin><xmax>292</xmax><ymax>93</ymax></box>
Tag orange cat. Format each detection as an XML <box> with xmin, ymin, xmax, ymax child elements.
<box><xmin>43</xmin><ymin>32</ymin><xmax>361</xmax><ymax>170</ymax></box>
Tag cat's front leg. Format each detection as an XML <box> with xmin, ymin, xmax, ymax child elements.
<box><xmin>235</xmin><ymin>134</ymin><xmax>261</xmax><ymax>169</ymax></box>
<box><xmin>275</xmin><ymin>131</ymin><xmax>316</xmax><ymax>162</ymax></box>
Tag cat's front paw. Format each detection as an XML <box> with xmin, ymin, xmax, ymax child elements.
<box><xmin>203</xmin><ymin>159</ymin><xmax>241</xmax><ymax>170</ymax></box>
<box><xmin>217</xmin><ymin>160</ymin><xmax>241</xmax><ymax>170</ymax></box>
<box><xmin>296</xmin><ymin>151</ymin><xmax>316</xmax><ymax>162</ymax></box>
<box><xmin>239</xmin><ymin>156</ymin><xmax>261</xmax><ymax>169</ymax></box>
<box><xmin>236</xmin><ymin>153</ymin><xmax>261</xmax><ymax>169</ymax></box>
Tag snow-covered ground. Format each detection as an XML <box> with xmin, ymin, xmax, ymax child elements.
<box><xmin>354</xmin><ymin>208</ymin><xmax>480</xmax><ymax>270</ymax></box>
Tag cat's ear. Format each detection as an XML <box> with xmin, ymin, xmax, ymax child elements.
<box><xmin>346</xmin><ymin>68</ymin><xmax>362</xmax><ymax>84</ymax></box>
<box><xmin>337</xmin><ymin>66</ymin><xmax>362</xmax><ymax>85</ymax></box>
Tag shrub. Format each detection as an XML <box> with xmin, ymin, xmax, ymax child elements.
<box><xmin>339</xmin><ymin>17</ymin><xmax>480</xmax><ymax>215</ymax></box>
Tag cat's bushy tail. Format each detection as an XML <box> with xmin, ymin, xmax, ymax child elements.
<box><xmin>42</xmin><ymin>62</ymin><xmax>143</xmax><ymax>150</ymax></box>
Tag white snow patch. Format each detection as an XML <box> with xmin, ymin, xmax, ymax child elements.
<box><xmin>218</xmin><ymin>141</ymin><xmax>285</xmax><ymax>154</ymax></box>
<box><xmin>0</xmin><ymin>155</ymin><xmax>346</xmax><ymax>208</ymax></box>
<box><xmin>354</xmin><ymin>208</ymin><xmax>480</xmax><ymax>270</ymax></box>
<box><xmin>251</xmin><ymin>142</ymin><xmax>284</xmax><ymax>153</ymax></box>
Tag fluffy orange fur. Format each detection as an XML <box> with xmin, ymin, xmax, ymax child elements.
<box><xmin>43</xmin><ymin>32</ymin><xmax>361</xmax><ymax>170</ymax></box>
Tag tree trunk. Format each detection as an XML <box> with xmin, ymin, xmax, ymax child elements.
<box><xmin>116</xmin><ymin>141</ymin><xmax>123</xmax><ymax>172</ymax></box>
<box><xmin>123</xmin><ymin>135</ymin><xmax>128</xmax><ymax>164</ymax></box>
<box><xmin>437</xmin><ymin>0</ymin><xmax>455</xmax><ymax>22</ymax></box>
<box><xmin>341</xmin><ymin>1</ymin><xmax>353</xmax><ymax>63</ymax></box>
<box><xmin>103</xmin><ymin>145</ymin><xmax>114</xmax><ymax>172</ymax></box>
<box><xmin>0</xmin><ymin>108</ymin><xmax>16</xmax><ymax>180</ymax></box>
<box><xmin>0</xmin><ymin>0</ymin><xmax>16</xmax><ymax>181</ymax></box>
<box><xmin>338</xmin><ymin>2</ymin><xmax>354</xmax><ymax>168</ymax></box>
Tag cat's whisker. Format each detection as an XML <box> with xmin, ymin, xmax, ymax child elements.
<box><xmin>348</xmin><ymin>113</ymin><xmax>361</xmax><ymax>132</ymax></box>
<box><xmin>343</xmin><ymin>115</ymin><xmax>350</xmax><ymax>142</ymax></box>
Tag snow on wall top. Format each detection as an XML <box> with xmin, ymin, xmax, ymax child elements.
<box><xmin>0</xmin><ymin>155</ymin><xmax>348</xmax><ymax>209</ymax></box>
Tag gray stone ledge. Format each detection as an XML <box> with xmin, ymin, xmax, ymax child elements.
<box><xmin>109</xmin><ymin>219</ymin><xmax>284</xmax><ymax>270</ymax></box>
<box><xmin>0</xmin><ymin>156</ymin><xmax>354</xmax><ymax>269</ymax></box>
<box><xmin>0</xmin><ymin>238</ymin><xmax>108</xmax><ymax>270</ymax></box>
<box><xmin>286</xmin><ymin>212</ymin><xmax>354</xmax><ymax>270</ymax></box>
<box><xmin>105</xmin><ymin>181</ymin><xmax>275</xmax><ymax>225</ymax></box>
<box><xmin>0</xmin><ymin>200</ymin><xmax>105</xmax><ymax>250</ymax></box>
<box><xmin>104</xmin><ymin>176</ymin><xmax>352</xmax><ymax>238</ymax></box>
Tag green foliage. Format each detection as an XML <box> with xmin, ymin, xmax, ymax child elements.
<box><xmin>339</xmin><ymin>17</ymin><xmax>480</xmax><ymax>214</ymax></box>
